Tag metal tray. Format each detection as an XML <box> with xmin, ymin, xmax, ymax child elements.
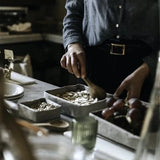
<box><xmin>90</xmin><ymin>110</ymin><xmax>140</xmax><ymax>150</ymax></box>
<box><xmin>44</xmin><ymin>84</ymin><xmax>107</xmax><ymax>117</ymax></box>
<box><xmin>18</xmin><ymin>98</ymin><xmax>61</xmax><ymax>122</ymax></box>
<box><xmin>90</xmin><ymin>111</ymin><xmax>158</xmax><ymax>151</ymax></box>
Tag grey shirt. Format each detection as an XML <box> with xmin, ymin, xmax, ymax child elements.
<box><xmin>63</xmin><ymin>0</ymin><xmax>159</xmax><ymax>81</ymax></box>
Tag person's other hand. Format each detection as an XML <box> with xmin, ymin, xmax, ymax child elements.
<box><xmin>60</xmin><ymin>43</ymin><xmax>86</xmax><ymax>78</ymax></box>
<box><xmin>114</xmin><ymin>63</ymin><xmax>149</xmax><ymax>100</ymax></box>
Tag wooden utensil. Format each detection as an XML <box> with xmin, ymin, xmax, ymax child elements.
<box><xmin>83</xmin><ymin>77</ymin><xmax>106</xmax><ymax>100</ymax></box>
<box><xmin>16</xmin><ymin>119</ymin><xmax>48</xmax><ymax>136</ymax></box>
<box><xmin>33</xmin><ymin>119</ymin><xmax>70</xmax><ymax>132</ymax></box>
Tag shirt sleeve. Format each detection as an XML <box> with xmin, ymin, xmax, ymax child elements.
<box><xmin>143</xmin><ymin>50</ymin><xmax>158</xmax><ymax>83</ymax></box>
<box><xmin>63</xmin><ymin>0</ymin><xmax>84</xmax><ymax>49</ymax></box>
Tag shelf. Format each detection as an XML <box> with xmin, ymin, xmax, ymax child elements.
<box><xmin>0</xmin><ymin>33</ymin><xmax>63</xmax><ymax>44</ymax></box>
<box><xmin>42</xmin><ymin>33</ymin><xmax>63</xmax><ymax>44</ymax></box>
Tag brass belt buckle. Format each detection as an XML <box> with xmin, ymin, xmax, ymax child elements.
<box><xmin>110</xmin><ymin>43</ymin><xmax>125</xmax><ymax>55</ymax></box>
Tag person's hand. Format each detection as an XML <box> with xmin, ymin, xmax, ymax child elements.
<box><xmin>114</xmin><ymin>63</ymin><xmax>149</xmax><ymax>100</ymax></box>
<box><xmin>60</xmin><ymin>43</ymin><xmax>86</xmax><ymax>78</ymax></box>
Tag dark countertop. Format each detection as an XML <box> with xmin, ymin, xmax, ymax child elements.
<box><xmin>0</xmin><ymin>33</ymin><xmax>63</xmax><ymax>44</ymax></box>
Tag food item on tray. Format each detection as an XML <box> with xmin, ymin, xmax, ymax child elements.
<box><xmin>101</xmin><ymin>107</ymin><xmax>115</xmax><ymax>120</ymax></box>
<box><xmin>128</xmin><ymin>98</ymin><xmax>147</xmax><ymax>113</ymax></box>
<box><xmin>128</xmin><ymin>98</ymin><xmax>143</xmax><ymax>108</ymax></box>
<box><xmin>30</xmin><ymin>101</ymin><xmax>56</xmax><ymax>111</ymax></box>
<box><xmin>105</xmin><ymin>96</ymin><xmax>117</xmax><ymax>107</ymax></box>
<box><xmin>101</xmin><ymin>97</ymin><xmax>147</xmax><ymax>135</ymax></box>
<box><xmin>126</xmin><ymin>107</ymin><xmax>143</xmax><ymax>134</ymax></box>
<box><xmin>102</xmin><ymin>98</ymin><xmax>127</xmax><ymax>120</ymax></box>
<box><xmin>55</xmin><ymin>90</ymin><xmax>98</xmax><ymax>106</ymax></box>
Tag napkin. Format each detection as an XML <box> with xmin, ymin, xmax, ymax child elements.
<box><xmin>9</xmin><ymin>71</ymin><xmax>36</xmax><ymax>85</ymax></box>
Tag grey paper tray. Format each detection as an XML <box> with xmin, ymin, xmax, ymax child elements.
<box><xmin>44</xmin><ymin>84</ymin><xmax>107</xmax><ymax>117</ymax></box>
<box><xmin>89</xmin><ymin>111</ymin><xmax>140</xmax><ymax>150</ymax></box>
<box><xmin>18</xmin><ymin>98</ymin><xmax>61</xmax><ymax>122</ymax></box>
<box><xmin>89</xmin><ymin>99</ymin><xmax>159</xmax><ymax>151</ymax></box>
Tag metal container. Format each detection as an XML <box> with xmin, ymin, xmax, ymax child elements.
<box><xmin>90</xmin><ymin>111</ymin><xmax>140</xmax><ymax>150</ymax></box>
<box><xmin>18</xmin><ymin>98</ymin><xmax>61</xmax><ymax>122</ymax></box>
<box><xmin>44</xmin><ymin>84</ymin><xmax>107</xmax><ymax>118</ymax></box>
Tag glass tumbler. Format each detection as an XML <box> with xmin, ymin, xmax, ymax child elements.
<box><xmin>72</xmin><ymin>116</ymin><xmax>98</xmax><ymax>150</ymax></box>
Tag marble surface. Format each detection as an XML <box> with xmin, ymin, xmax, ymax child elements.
<box><xmin>8</xmin><ymin>76</ymin><xmax>136</xmax><ymax>160</ymax></box>
<box><xmin>64</xmin><ymin>131</ymin><xmax>135</xmax><ymax>160</ymax></box>
<box><xmin>17</xmin><ymin>79</ymin><xmax>59</xmax><ymax>103</ymax></box>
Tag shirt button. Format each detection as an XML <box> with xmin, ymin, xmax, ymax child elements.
<box><xmin>119</xmin><ymin>5</ymin><xmax>122</xmax><ymax>9</ymax></box>
<box><xmin>116</xmin><ymin>24</ymin><xmax>119</xmax><ymax>28</ymax></box>
<box><xmin>116</xmin><ymin>35</ymin><xmax>120</xmax><ymax>39</ymax></box>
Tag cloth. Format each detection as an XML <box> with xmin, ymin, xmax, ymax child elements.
<box><xmin>10</xmin><ymin>71</ymin><xmax>35</xmax><ymax>85</ymax></box>
<box><xmin>13</xmin><ymin>54</ymin><xmax>33</xmax><ymax>77</ymax></box>
<box><xmin>63</xmin><ymin>0</ymin><xmax>159</xmax><ymax>101</ymax></box>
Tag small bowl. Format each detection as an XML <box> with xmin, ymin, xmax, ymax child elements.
<box><xmin>18</xmin><ymin>98</ymin><xmax>61</xmax><ymax>122</ymax></box>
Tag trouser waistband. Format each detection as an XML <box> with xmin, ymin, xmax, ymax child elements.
<box><xmin>89</xmin><ymin>40</ymin><xmax>152</xmax><ymax>56</ymax></box>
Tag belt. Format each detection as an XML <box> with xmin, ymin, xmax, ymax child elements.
<box><xmin>96</xmin><ymin>40</ymin><xmax>152</xmax><ymax>56</ymax></box>
<box><xmin>110</xmin><ymin>43</ymin><xmax>125</xmax><ymax>55</ymax></box>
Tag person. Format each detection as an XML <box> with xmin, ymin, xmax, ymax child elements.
<box><xmin>60</xmin><ymin>0</ymin><xmax>159</xmax><ymax>101</ymax></box>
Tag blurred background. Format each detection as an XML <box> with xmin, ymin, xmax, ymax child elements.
<box><xmin>0</xmin><ymin>0</ymin><xmax>77</xmax><ymax>87</ymax></box>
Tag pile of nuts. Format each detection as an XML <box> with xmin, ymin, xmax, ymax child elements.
<box><xmin>56</xmin><ymin>90</ymin><xmax>98</xmax><ymax>106</ymax></box>
<box><xmin>30</xmin><ymin>101</ymin><xmax>56</xmax><ymax>111</ymax></box>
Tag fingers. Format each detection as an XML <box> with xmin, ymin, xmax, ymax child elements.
<box><xmin>71</xmin><ymin>52</ymin><xmax>81</xmax><ymax>78</ymax></box>
<box><xmin>60</xmin><ymin>54</ymin><xmax>67</xmax><ymax>69</ymax></box>
<box><xmin>60</xmin><ymin>54</ymin><xmax>74</xmax><ymax>74</ymax></box>
<box><xmin>126</xmin><ymin>89</ymin><xmax>140</xmax><ymax>100</ymax></box>
<box><xmin>114</xmin><ymin>81</ymin><xmax>127</xmax><ymax>98</ymax></box>
<box><xmin>114</xmin><ymin>81</ymin><xmax>140</xmax><ymax>100</ymax></box>
<box><xmin>60</xmin><ymin>50</ymin><xmax>86</xmax><ymax>78</ymax></box>
<box><xmin>76</xmin><ymin>52</ymin><xmax>86</xmax><ymax>78</ymax></box>
<box><xmin>114</xmin><ymin>85</ymin><xmax>133</xmax><ymax>100</ymax></box>
<box><xmin>126</xmin><ymin>91</ymin><xmax>134</xmax><ymax>100</ymax></box>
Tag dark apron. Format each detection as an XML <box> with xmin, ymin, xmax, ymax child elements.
<box><xmin>83</xmin><ymin>41</ymin><xmax>153</xmax><ymax>101</ymax></box>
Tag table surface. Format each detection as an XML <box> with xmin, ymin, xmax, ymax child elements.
<box><xmin>10</xmin><ymin>77</ymin><xmax>136</xmax><ymax>160</ymax></box>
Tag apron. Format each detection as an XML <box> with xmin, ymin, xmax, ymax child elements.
<box><xmin>84</xmin><ymin>43</ymin><xmax>153</xmax><ymax>101</ymax></box>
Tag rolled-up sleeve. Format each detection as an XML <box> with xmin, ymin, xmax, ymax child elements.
<box><xmin>63</xmin><ymin>0</ymin><xmax>84</xmax><ymax>49</ymax></box>
<box><xmin>143</xmin><ymin>51</ymin><xmax>158</xmax><ymax>83</ymax></box>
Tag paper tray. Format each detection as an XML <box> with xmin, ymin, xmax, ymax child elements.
<box><xmin>44</xmin><ymin>84</ymin><xmax>107</xmax><ymax>117</ymax></box>
<box><xmin>89</xmin><ymin>111</ymin><xmax>140</xmax><ymax>150</ymax></box>
<box><xmin>18</xmin><ymin>98</ymin><xmax>61</xmax><ymax>122</ymax></box>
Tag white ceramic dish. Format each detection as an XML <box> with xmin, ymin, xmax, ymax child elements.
<box><xmin>4</xmin><ymin>82</ymin><xmax>24</xmax><ymax>99</ymax></box>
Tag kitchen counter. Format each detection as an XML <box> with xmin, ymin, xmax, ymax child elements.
<box><xmin>0</xmin><ymin>33</ymin><xmax>63</xmax><ymax>44</ymax></box>
<box><xmin>9</xmin><ymin>75</ymin><xmax>136</xmax><ymax>160</ymax></box>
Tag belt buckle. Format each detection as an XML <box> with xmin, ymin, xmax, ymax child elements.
<box><xmin>110</xmin><ymin>43</ymin><xmax>125</xmax><ymax>55</ymax></box>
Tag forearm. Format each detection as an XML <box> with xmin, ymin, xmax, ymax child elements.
<box><xmin>135</xmin><ymin>63</ymin><xmax>150</xmax><ymax>81</ymax></box>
